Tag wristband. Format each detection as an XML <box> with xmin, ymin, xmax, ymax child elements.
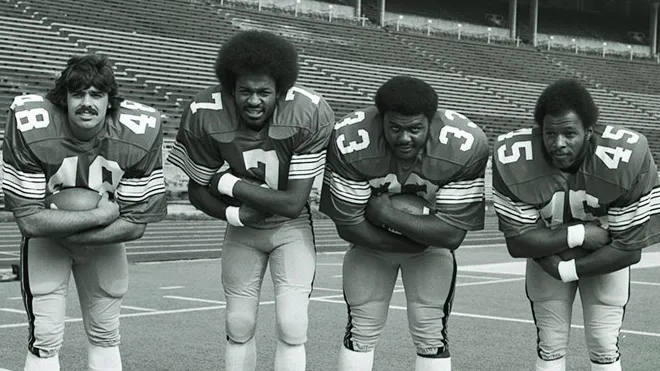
<box><xmin>566</xmin><ymin>224</ymin><xmax>585</xmax><ymax>248</ymax></box>
<box><xmin>217</xmin><ymin>173</ymin><xmax>240</xmax><ymax>197</ymax></box>
<box><xmin>225</xmin><ymin>206</ymin><xmax>244</xmax><ymax>227</ymax></box>
<box><xmin>558</xmin><ymin>260</ymin><xmax>579</xmax><ymax>282</ymax></box>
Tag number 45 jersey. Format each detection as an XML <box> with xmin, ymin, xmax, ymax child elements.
<box><xmin>320</xmin><ymin>107</ymin><xmax>489</xmax><ymax>232</ymax></box>
<box><xmin>167</xmin><ymin>84</ymin><xmax>334</xmax><ymax>228</ymax></box>
<box><xmin>2</xmin><ymin>95</ymin><xmax>167</xmax><ymax>223</ymax></box>
<box><xmin>492</xmin><ymin>125</ymin><xmax>660</xmax><ymax>251</ymax></box>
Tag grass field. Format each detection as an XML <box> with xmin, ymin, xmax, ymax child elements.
<box><xmin>1</xmin><ymin>217</ymin><xmax>659</xmax><ymax>370</ymax></box>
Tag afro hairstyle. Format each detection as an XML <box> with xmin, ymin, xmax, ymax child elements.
<box><xmin>375</xmin><ymin>76</ymin><xmax>438</xmax><ymax>122</ymax></box>
<box><xmin>214</xmin><ymin>30</ymin><xmax>299</xmax><ymax>95</ymax></box>
<box><xmin>46</xmin><ymin>54</ymin><xmax>122</xmax><ymax>111</ymax></box>
<box><xmin>534</xmin><ymin>78</ymin><xmax>599</xmax><ymax>129</ymax></box>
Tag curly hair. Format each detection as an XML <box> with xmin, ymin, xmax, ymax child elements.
<box><xmin>375</xmin><ymin>76</ymin><xmax>438</xmax><ymax>122</ymax></box>
<box><xmin>534</xmin><ymin>78</ymin><xmax>599</xmax><ymax>128</ymax></box>
<box><xmin>214</xmin><ymin>30</ymin><xmax>299</xmax><ymax>94</ymax></box>
<box><xmin>46</xmin><ymin>54</ymin><xmax>122</xmax><ymax>111</ymax></box>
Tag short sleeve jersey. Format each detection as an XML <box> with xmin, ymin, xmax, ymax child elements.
<box><xmin>2</xmin><ymin>94</ymin><xmax>167</xmax><ymax>224</ymax></box>
<box><xmin>167</xmin><ymin>84</ymin><xmax>334</xmax><ymax>228</ymax></box>
<box><xmin>492</xmin><ymin>125</ymin><xmax>660</xmax><ymax>251</ymax></box>
<box><xmin>320</xmin><ymin>107</ymin><xmax>489</xmax><ymax>231</ymax></box>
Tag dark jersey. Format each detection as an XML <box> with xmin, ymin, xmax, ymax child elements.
<box><xmin>492</xmin><ymin>125</ymin><xmax>660</xmax><ymax>251</ymax></box>
<box><xmin>320</xmin><ymin>107</ymin><xmax>489</xmax><ymax>231</ymax></box>
<box><xmin>167</xmin><ymin>84</ymin><xmax>334</xmax><ymax>228</ymax></box>
<box><xmin>2</xmin><ymin>94</ymin><xmax>167</xmax><ymax>223</ymax></box>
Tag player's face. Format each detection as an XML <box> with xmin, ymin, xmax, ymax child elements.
<box><xmin>234</xmin><ymin>74</ymin><xmax>278</xmax><ymax>131</ymax></box>
<box><xmin>66</xmin><ymin>86</ymin><xmax>109</xmax><ymax>140</ymax></box>
<box><xmin>383</xmin><ymin>112</ymin><xmax>429</xmax><ymax>161</ymax></box>
<box><xmin>542</xmin><ymin>110</ymin><xmax>592</xmax><ymax>170</ymax></box>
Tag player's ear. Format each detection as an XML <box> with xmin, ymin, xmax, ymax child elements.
<box><xmin>585</xmin><ymin>126</ymin><xmax>593</xmax><ymax>140</ymax></box>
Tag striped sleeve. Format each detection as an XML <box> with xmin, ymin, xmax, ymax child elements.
<box><xmin>1</xmin><ymin>107</ymin><xmax>47</xmax><ymax>218</ymax></box>
<box><xmin>165</xmin><ymin>103</ymin><xmax>224</xmax><ymax>186</ymax></box>
<box><xmin>491</xmin><ymin>159</ymin><xmax>541</xmax><ymax>238</ymax></box>
<box><xmin>289</xmin><ymin>150</ymin><xmax>326</xmax><ymax>180</ymax></box>
<box><xmin>433</xmin><ymin>149</ymin><xmax>489</xmax><ymax>231</ymax></box>
<box><xmin>118</xmin><ymin>126</ymin><xmax>167</xmax><ymax>224</ymax></box>
<box><xmin>606</xmin><ymin>153</ymin><xmax>660</xmax><ymax>250</ymax></box>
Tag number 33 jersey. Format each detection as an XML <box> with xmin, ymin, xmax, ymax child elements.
<box><xmin>319</xmin><ymin>107</ymin><xmax>489</xmax><ymax>231</ymax></box>
<box><xmin>167</xmin><ymin>84</ymin><xmax>334</xmax><ymax>227</ymax></box>
<box><xmin>2</xmin><ymin>95</ymin><xmax>167</xmax><ymax>223</ymax></box>
<box><xmin>492</xmin><ymin>125</ymin><xmax>660</xmax><ymax>251</ymax></box>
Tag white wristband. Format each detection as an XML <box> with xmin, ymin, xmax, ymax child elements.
<box><xmin>566</xmin><ymin>224</ymin><xmax>585</xmax><ymax>248</ymax></box>
<box><xmin>225</xmin><ymin>206</ymin><xmax>244</xmax><ymax>227</ymax></box>
<box><xmin>217</xmin><ymin>173</ymin><xmax>240</xmax><ymax>197</ymax></box>
<box><xmin>558</xmin><ymin>260</ymin><xmax>579</xmax><ymax>282</ymax></box>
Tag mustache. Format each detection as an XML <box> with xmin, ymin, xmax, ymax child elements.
<box><xmin>75</xmin><ymin>106</ymin><xmax>98</xmax><ymax>115</ymax></box>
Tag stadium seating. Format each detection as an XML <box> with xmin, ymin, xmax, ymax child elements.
<box><xmin>1</xmin><ymin>0</ymin><xmax>659</xmax><ymax>159</ymax></box>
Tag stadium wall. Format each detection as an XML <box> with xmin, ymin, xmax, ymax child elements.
<box><xmin>224</xmin><ymin>0</ymin><xmax>355</xmax><ymax>18</ymax></box>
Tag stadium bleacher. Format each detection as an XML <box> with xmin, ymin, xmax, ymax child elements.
<box><xmin>1</xmin><ymin>0</ymin><xmax>659</xmax><ymax>162</ymax></box>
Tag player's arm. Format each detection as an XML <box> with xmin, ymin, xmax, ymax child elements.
<box><xmin>13</xmin><ymin>202</ymin><xmax>119</xmax><ymax>239</ymax></box>
<box><xmin>319</xmin><ymin>167</ymin><xmax>426</xmax><ymax>253</ymax></box>
<box><xmin>225</xmin><ymin>177</ymin><xmax>315</xmax><ymax>220</ymax></box>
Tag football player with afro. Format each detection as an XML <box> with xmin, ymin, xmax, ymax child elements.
<box><xmin>2</xmin><ymin>54</ymin><xmax>167</xmax><ymax>371</ymax></box>
<box><xmin>167</xmin><ymin>30</ymin><xmax>334</xmax><ymax>371</ymax></box>
<box><xmin>320</xmin><ymin>76</ymin><xmax>489</xmax><ymax>371</ymax></box>
<box><xmin>492</xmin><ymin>78</ymin><xmax>660</xmax><ymax>371</ymax></box>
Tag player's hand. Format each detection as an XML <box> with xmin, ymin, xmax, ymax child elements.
<box><xmin>94</xmin><ymin>192</ymin><xmax>120</xmax><ymax>225</ymax></box>
<box><xmin>581</xmin><ymin>223</ymin><xmax>611</xmax><ymax>251</ymax></box>
<box><xmin>533</xmin><ymin>254</ymin><xmax>562</xmax><ymax>280</ymax></box>
<box><xmin>558</xmin><ymin>247</ymin><xmax>591</xmax><ymax>261</ymax></box>
<box><xmin>365</xmin><ymin>193</ymin><xmax>393</xmax><ymax>226</ymax></box>
<box><xmin>238</xmin><ymin>204</ymin><xmax>271</xmax><ymax>225</ymax></box>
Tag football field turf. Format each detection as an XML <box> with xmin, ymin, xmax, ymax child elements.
<box><xmin>1</xmin><ymin>217</ymin><xmax>659</xmax><ymax>370</ymax></box>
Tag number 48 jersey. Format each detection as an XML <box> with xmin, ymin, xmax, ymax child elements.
<box><xmin>319</xmin><ymin>107</ymin><xmax>489</xmax><ymax>232</ymax></box>
<box><xmin>166</xmin><ymin>84</ymin><xmax>334</xmax><ymax>228</ymax></box>
<box><xmin>492</xmin><ymin>125</ymin><xmax>660</xmax><ymax>251</ymax></box>
<box><xmin>1</xmin><ymin>94</ymin><xmax>167</xmax><ymax>224</ymax></box>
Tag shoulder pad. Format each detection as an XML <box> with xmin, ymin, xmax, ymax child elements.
<box><xmin>270</xmin><ymin>85</ymin><xmax>334</xmax><ymax>139</ymax></box>
<box><xmin>331</xmin><ymin>106</ymin><xmax>385</xmax><ymax>163</ymax></box>
<box><xmin>182</xmin><ymin>85</ymin><xmax>237</xmax><ymax>142</ymax></box>
<box><xmin>492</xmin><ymin>127</ymin><xmax>563</xmax><ymax>204</ymax></box>
<box><xmin>427</xmin><ymin>109</ymin><xmax>489</xmax><ymax>165</ymax></box>
<box><xmin>9</xmin><ymin>94</ymin><xmax>66</xmax><ymax>144</ymax></box>
<box><xmin>587</xmin><ymin>124</ymin><xmax>650</xmax><ymax>189</ymax></box>
<box><xmin>112</xmin><ymin>100</ymin><xmax>163</xmax><ymax>150</ymax></box>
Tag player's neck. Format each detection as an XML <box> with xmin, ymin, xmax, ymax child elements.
<box><xmin>68</xmin><ymin>121</ymin><xmax>105</xmax><ymax>142</ymax></box>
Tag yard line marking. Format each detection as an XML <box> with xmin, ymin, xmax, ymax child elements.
<box><xmin>456</xmin><ymin>277</ymin><xmax>525</xmax><ymax>287</ymax></box>
<box><xmin>631</xmin><ymin>280</ymin><xmax>660</xmax><ymax>286</ymax></box>
<box><xmin>159</xmin><ymin>286</ymin><xmax>184</xmax><ymax>290</ymax></box>
<box><xmin>313</xmin><ymin>286</ymin><xmax>343</xmax><ymax>293</ymax></box>
<box><xmin>311</xmin><ymin>299</ymin><xmax>660</xmax><ymax>338</ymax></box>
<box><xmin>164</xmin><ymin>295</ymin><xmax>226</xmax><ymax>305</ymax></box>
<box><xmin>121</xmin><ymin>305</ymin><xmax>156</xmax><ymax>312</ymax></box>
<box><xmin>7</xmin><ymin>297</ymin><xmax>22</xmax><ymax>300</ymax></box>
<box><xmin>457</xmin><ymin>274</ymin><xmax>504</xmax><ymax>280</ymax></box>
<box><xmin>0</xmin><ymin>308</ymin><xmax>24</xmax><ymax>314</ymax></box>
<box><xmin>0</xmin><ymin>301</ymin><xmax>277</xmax><ymax>329</ymax></box>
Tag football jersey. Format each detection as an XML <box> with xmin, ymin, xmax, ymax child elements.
<box><xmin>2</xmin><ymin>94</ymin><xmax>167</xmax><ymax>224</ymax></box>
<box><xmin>319</xmin><ymin>107</ymin><xmax>489</xmax><ymax>231</ymax></box>
<box><xmin>167</xmin><ymin>84</ymin><xmax>334</xmax><ymax>229</ymax></box>
<box><xmin>492</xmin><ymin>125</ymin><xmax>660</xmax><ymax>251</ymax></box>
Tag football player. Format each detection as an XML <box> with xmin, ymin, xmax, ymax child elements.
<box><xmin>1</xmin><ymin>54</ymin><xmax>167</xmax><ymax>371</ymax></box>
<box><xmin>166</xmin><ymin>30</ymin><xmax>334</xmax><ymax>371</ymax></box>
<box><xmin>492</xmin><ymin>78</ymin><xmax>660</xmax><ymax>371</ymax></box>
<box><xmin>319</xmin><ymin>76</ymin><xmax>489</xmax><ymax>371</ymax></box>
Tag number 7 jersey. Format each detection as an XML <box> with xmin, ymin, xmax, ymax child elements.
<box><xmin>166</xmin><ymin>84</ymin><xmax>334</xmax><ymax>228</ymax></box>
<box><xmin>492</xmin><ymin>125</ymin><xmax>660</xmax><ymax>251</ymax></box>
<box><xmin>2</xmin><ymin>94</ymin><xmax>167</xmax><ymax>224</ymax></box>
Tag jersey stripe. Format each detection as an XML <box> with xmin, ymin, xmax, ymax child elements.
<box><xmin>289</xmin><ymin>150</ymin><xmax>326</xmax><ymax>179</ymax></box>
<box><xmin>117</xmin><ymin>169</ymin><xmax>166</xmax><ymax>203</ymax></box>
<box><xmin>492</xmin><ymin>189</ymin><xmax>539</xmax><ymax>225</ymax></box>
<box><xmin>608</xmin><ymin>187</ymin><xmax>660</xmax><ymax>232</ymax></box>
<box><xmin>1</xmin><ymin>163</ymin><xmax>46</xmax><ymax>199</ymax></box>
<box><xmin>324</xmin><ymin>170</ymin><xmax>371</xmax><ymax>205</ymax></box>
<box><xmin>436</xmin><ymin>178</ymin><xmax>484</xmax><ymax>205</ymax></box>
<box><xmin>166</xmin><ymin>141</ymin><xmax>217</xmax><ymax>186</ymax></box>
